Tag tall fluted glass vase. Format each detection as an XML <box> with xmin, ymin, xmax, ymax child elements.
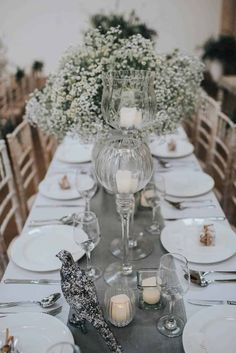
<box><xmin>94</xmin><ymin>134</ymin><xmax>153</xmax><ymax>287</ymax></box>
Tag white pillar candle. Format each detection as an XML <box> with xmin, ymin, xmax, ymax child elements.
<box><xmin>142</xmin><ymin>276</ymin><xmax>161</xmax><ymax>305</ymax></box>
<box><xmin>120</xmin><ymin>107</ymin><xmax>142</xmax><ymax>128</ymax></box>
<box><xmin>116</xmin><ymin>170</ymin><xmax>138</xmax><ymax>194</ymax></box>
<box><xmin>134</xmin><ymin>109</ymin><xmax>142</xmax><ymax>128</ymax></box>
<box><xmin>110</xmin><ymin>294</ymin><xmax>131</xmax><ymax>323</ymax></box>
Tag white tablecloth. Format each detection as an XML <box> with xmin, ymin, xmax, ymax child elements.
<box><xmin>2</xmin><ymin>127</ymin><xmax>236</xmax><ymax>325</ymax></box>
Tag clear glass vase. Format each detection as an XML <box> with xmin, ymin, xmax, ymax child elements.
<box><xmin>102</xmin><ymin>70</ymin><xmax>156</xmax><ymax>131</ymax></box>
<box><xmin>94</xmin><ymin>134</ymin><xmax>153</xmax><ymax>287</ymax></box>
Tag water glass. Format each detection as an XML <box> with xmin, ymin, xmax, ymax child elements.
<box><xmin>47</xmin><ymin>342</ymin><xmax>81</xmax><ymax>353</ymax></box>
<box><xmin>104</xmin><ymin>286</ymin><xmax>135</xmax><ymax>327</ymax></box>
<box><xmin>75</xmin><ymin>169</ymin><xmax>97</xmax><ymax>212</ymax></box>
<box><xmin>157</xmin><ymin>253</ymin><xmax>190</xmax><ymax>337</ymax></box>
<box><xmin>143</xmin><ymin>175</ymin><xmax>165</xmax><ymax>235</ymax></box>
<box><xmin>73</xmin><ymin>211</ymin><xmax>102</xmax><ymax>280</ymax></box>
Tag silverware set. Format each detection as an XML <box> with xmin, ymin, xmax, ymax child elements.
<box><xmin>0</xmin><ymin>305</ymin><xmax>62</xmax><ymax>318</ymax></box>
<box><xmin>164</xmin><ymin>198</ymin><xmax>215</xmax><ymax>210</ymax></box>
<box><xmin>4</xmin><ymin>279</ymin><xmax>60</xmax><ymax>285</ymax></box>
<box><xmin>187</xmin><ymin>299</ymin><xmax>236</xmax><ymax>306</ymax></box>
<box><xmin>187</xmin><ymin>269</ymin><xmax>236</xmax><ymax>287</ymax></box>
<box><xmin>28</xmin><ymin>214</ymin><xmax>76</xmax><ymax>227</ymax></box>
<box><xmin>0</xmin><ymin>293</ymin><xmax>61</xmax><ymax>309</ymax></box>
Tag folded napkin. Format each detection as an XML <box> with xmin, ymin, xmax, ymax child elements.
<box><xmin>0</xmin><ymin>283</ymin><xmax>63</xmax><ymax>315</ymax></box>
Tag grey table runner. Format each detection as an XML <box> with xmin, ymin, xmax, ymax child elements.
<box><xmin>69</xmin><ymin>187</ymin><xmax>186</xmax><ymax>353</ymax></box>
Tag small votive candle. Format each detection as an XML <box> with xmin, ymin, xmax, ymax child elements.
<box><xmin>137</xmin><ymin>269</ymin><xmax>163</xmax><ymax>310</ymax></box>
<box><xmin>105</xmin><ymin>287</ymin><xmax>135</xmax><ymax>327</ymax></box>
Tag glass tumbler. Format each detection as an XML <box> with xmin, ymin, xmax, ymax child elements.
<box><xmin>137</xmin><ymin>268</ymin><xmax>163</xmax><ymax>310</ymax></box>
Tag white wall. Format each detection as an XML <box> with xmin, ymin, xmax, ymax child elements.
<box><xmin>0</xmin><ymin>0</ymin><xmax>222</xmax><ymax>73</ymax></box>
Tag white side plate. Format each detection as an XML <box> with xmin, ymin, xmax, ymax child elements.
<box><xmin>164</xmin><ymin>171</ymin><xmax>214</xmax><ymax>197</ymax></box>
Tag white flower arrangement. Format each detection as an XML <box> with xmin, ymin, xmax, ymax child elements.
<box><xmin>25</xmin><ymin>27</ymin><xmax>204</xmax><ymax>140</ymax></box>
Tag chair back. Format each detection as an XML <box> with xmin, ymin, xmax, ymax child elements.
<box><xmin>227</xmin><ymin>157</ymin><xmax>236</xmax><ymax>227</ymax></box>
<box><xmin>0</xmin><ymin>140</ymin><xmax>23</xmax><ymax>247</ymax></box>
<box><xmin>210</xmin><ymin>111</ymin><xmax>236</xmax><ymax>205</ymax></box>
<box><xmin>7</xmin><ymin>120</ymin><xmax>39</xmax><ymax>219</ymax></box>
<box><xmin>38</xmin><ymin>129</ymin><xmax>57</xmax><ymax>169</ymax></box>
<box><xmin>195</xmin><ymin>94</ymin><xmax>219</xmax><ymax>171</ymax></box>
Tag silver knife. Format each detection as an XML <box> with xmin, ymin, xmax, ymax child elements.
<box><xmin>36</xmin><ymin>205</ymin><xmax>84</xmax><ymax>208</ymax></box>
<box><xmin>188</xmin><ymin>299</ymin><xmax>236</xmax><ymax>306</ymax></box>
<box><xmin>165</xmin><ymin>217</ymin><xmax>226</xmax><ymax>221</ymax></box>
<box><xmin>4</xmin><ymin>279</ymin><xmax>60</xmax><ymax>285</ymax></box>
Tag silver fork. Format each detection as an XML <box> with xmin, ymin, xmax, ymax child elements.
<box><xmin>165</xmin><ymin>199</ymin><xmax>215</xmax><ymax>210</ymax></box>
<box><xmin>0</xmin><ymin>305</ymin><xmax>62</xmax><ymax>318</ymax></box>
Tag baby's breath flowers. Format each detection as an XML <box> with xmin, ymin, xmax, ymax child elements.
<box><xmin>25</xmin><ymin>28</ymin><xmax>203</xmax><ymax>141</ymax></box>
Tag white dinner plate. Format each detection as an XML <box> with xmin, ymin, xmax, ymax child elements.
<box><xmin>164</xmin><ymin>171</ymin><xmax>214</xmax><ymax>197</ymax></box>
<box><xmin>149</xmin><ymin>139</ymin><xmax>194</xmax><ymax>158</ymax></box>
<box><xmin>56</xmin><ymin>142</ymin><xmax>93</xmax><ymax>163</ymax></box>
<box><xmin>39</xmin><ymin>173</ymin><xmax>94</xmax><ymax>200</ymax></box>
<box><xmin>10</xmin><ymin>225</ymin><xmax>87</xmax><ymax>271</ymax></box>
<box><xmin>183</xmin><ymin>306</ymin><xmax>236</xmax><ymax>353</ymax></box>
<box><xmin>0</xmin><ymin>312</ymin><xmax>73</xmax><ymax>353</ymax></box>
<box><xmin>161</xmin><ymin>219</ymin><xmax>236</xmax><ymax>263</ymax></box>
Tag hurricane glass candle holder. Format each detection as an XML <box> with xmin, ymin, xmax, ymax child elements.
<box><xmin>104</xmin><ymin>286</ymin><xmax>136</xmax><ymax>327</ymax></box>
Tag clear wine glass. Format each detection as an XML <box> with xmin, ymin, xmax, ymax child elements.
<box><xmin>73</xmin><ymin>211</ymin><xmax>102</xmax><ymax>280</ymax></box>
<box><xmin>143</xmin><ymin>175</ymin><xmax>165</xmax><ymax>235</ymax></box>
<box><xmin>157</xmin><ymin>253</ymin><xmax>190</xmax><ymax>337</ymax></box>
<box><xmin>47</xmin><ymin>342</ymin><xmax>81</xmax><ymax>353</ymax></box>
<box><xmin>75</xmin><ymin>169</ymin><xmax>97</xmax><ymax>212</ymax></box>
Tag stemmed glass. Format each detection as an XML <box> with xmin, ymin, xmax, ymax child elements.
<box><xmin>73</xmin><ymin>211</ymin><xmax>102</xmax><ymax>280</ymax></box>
<box><xmin>94</xmin><ymin>134</ymin><xmax>153</xmax><ymax>287</ymax></box>
<box><xmin>110</xmin><ymin>199</ymin><xmax>153</xmax><ymax>260</ymax></box>
<box><xmin>143</xmin><ymin>175</ymin><xmax>165</xmax><ymax>235</ymax></box>
<box><xmin>157</xmin><ymin>253</ymin><xmax>190</xmax><ymax>337</ymax></box>
<box><xmin>75</xmin><ymin>169</ymin><xmax>97</xmax><ymax>212</ymax></box>
<box><xmin>47</xmin><ymin>342</ymin><xmax>81</xmax><ymax>353</ymax></box>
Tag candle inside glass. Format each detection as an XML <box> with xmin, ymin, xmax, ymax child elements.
<box><xmin>142</xmin><ymin>276</ymin><xmax>161</xmax><ymax>305</ymax></box>
<box><xmin>116</xmin><ymin>170</ymin><xmax>138</xmax><ymax>193</ymax></box>
<box><xmin>120</xmin><ymin>107</ymin><xmax>142</xmax><ymax>128</ymax></box>
<box><xmin>110</xmin><ymin>294</ymin><xmax>131</xmax><ymax>323</ymax></box>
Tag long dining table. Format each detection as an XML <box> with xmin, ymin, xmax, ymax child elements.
<box><xmin>2</xmin><ymin>127</ymin><xmax>236</xmax><ymax>352</ymax></box>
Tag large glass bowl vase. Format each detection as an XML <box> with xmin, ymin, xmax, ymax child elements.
<box><xmin>102</xmin><ymin>70</ymin><xmax>156</xmax><ymax>132</ymax></box>
<box><xmin>94</xmin><ymin>134</ymin><xmax>153</xmax><ymax>287</ymax></box>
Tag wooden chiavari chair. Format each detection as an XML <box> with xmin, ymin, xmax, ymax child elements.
<box><xmin>38</xmin><ymin>129</ymin><xmax>58</xmax><ymax>169</ymax></box>
<box><xmin>194</xmin><ymin>94</ymin><xmax>219</xmax><ymax>172</ymax></box>
<box><xmin>227</xmin><ymin>157</ymin><xmax>236</xmax><ymax>229</ymax></box>
<box><xmin>182</xmin><ymin>112</ymin><xmax>197</xmax><ymax>144</ymax></box>
<box><xmin>7</xmin><ymin>120</ymin><xmax>39</xmax><ymax>220</ymax></box>
<box><xmin>0</xmin><ymin>140</ymin><xmax>23</xmax><ymax>271</ymax></box>
<box><xmin>210</xmin><ymin>111</ymin><xmax>236</xmax><ymax>207</ymax></box>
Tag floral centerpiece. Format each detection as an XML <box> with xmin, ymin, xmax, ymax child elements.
<box><xmin>25</xmin><ymin>27</ymin><xmax>203</xmax><ymax>141</ymax></box>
